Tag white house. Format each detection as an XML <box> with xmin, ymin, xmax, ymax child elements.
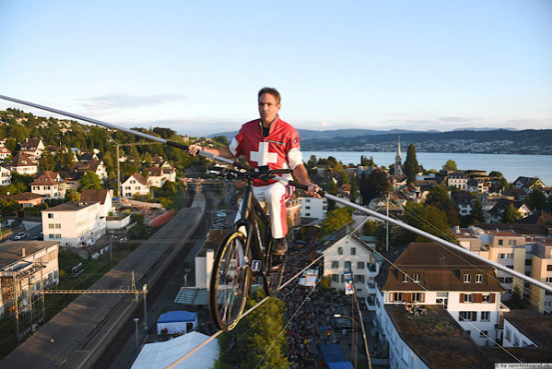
<box><xmin>0</xmin><ymin>166</ymin><xmax>11</xmax><ymax>186</ymax></box>
<box><xmin>72</xmin><ymin>158</ymin><xmax>108</xmax><ymax>181</ymax></box>
<box><xmin>7</xmin><ymin>153</ymin><xmax>38</xmax><ymax>176</ymax></box>
<box><xmin>300</xmin><ymin>196</ymin><xmax>328</xmax><ymax>220</ymax></box>
<box><xmin>30</xmin><ymin>171</ymin><xmax>66</xmax><ymax>199</ymax></box>
<box><xmin>122</xmin><ymin>173</ymin><xmax>150</xmax><ymax>198</ymax></box>
<box><xmin>0</xmin><ymin>145</ymin><xmax>11</xmax><ymax>161</ymax></box>
<box><xmin>447</xmin><ymin>172</ymin><xmax>468</xmax><ymax>190</ymax></box>
<box><xmin>19</xmin><ymin>138</ymin><xmax>45</xmax><ymax>159</ymax></box>
<box><xmin>144</xmin><ymin>166</ymin><xmax>176</xmax><ymax>188</ymax></box>
<box><xmin>41</xmin><ymin>202</ymin><xmax>106</xmax><ymax>247</ymax></box>
<box><xmin>0</xmin><ymin>241</ymin><xmax>60</xmax><ymax>318</ymax></box>
<box><xmin>380</xmin><ymin>242</ymin><xmax>504</xmax><ymax>347</ymax></box>
<box><xmin>321</xmin><ymin>228</ymin><xmax>379</xmax><ymax>299</ymax></box>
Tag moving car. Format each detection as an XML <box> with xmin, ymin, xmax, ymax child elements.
<box><xmin>13</xmin><ymin>232</ymin><xmax>28</xmax><ymax>240</ymax></box>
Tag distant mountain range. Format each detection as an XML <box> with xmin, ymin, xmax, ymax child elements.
<box><xmin>209</xmin><ymin>128</ymin><xmax>551</xmax><ymax>155</ymax></box>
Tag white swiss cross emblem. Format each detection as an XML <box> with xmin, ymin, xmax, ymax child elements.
<box><xmin>249</xmin><ymin>142</ymin><xmax>277</xmax><ymax>166</ymax></box>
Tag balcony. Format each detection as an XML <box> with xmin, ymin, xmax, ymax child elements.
<box><xmin>365</xmin><ymin>295</ymin><xmax>377</xmax><ymax>311</ymax></box>
<box><xmin>366</xmin><ymin>262</ymin><xmax>381</xmax><ymax>278</ymax></box>
<box><xmin>365</xmin><ymin>281</ymin><xmax>377</xmax><ymax>294</ymax></box>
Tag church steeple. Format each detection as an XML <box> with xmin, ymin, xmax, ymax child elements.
<box><xmin>395</xmin><ymin>136</ymin><xmax>403</xmax><ymax>176</ymax></box>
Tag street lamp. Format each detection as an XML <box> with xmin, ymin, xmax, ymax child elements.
<box><xmin>133</xmin><ymin>318</ymin><xmax>140</xmax><ymax>350</ymax></box>
<box><xmin>334</xmin><ymin>314</ymin><xmax>357</xmax><ymax>368</ymax></box>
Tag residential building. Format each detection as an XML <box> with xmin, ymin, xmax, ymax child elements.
<box><xmin>525</xmin><ymin>238</ymin><xmax>552</xmax><ymax>314</ymax></box>
<box><xmin>19</xmin><ymin>138</ymin><xmax>45</xmax><ymax>159</ymax></box>
<box><xmin>447</xmin><ymin>172</ymin><xmax>468</xmax><ymax>190</ymax></box>
<box><xmin>0</xmin><ymin>192</ymin><xmax>44</xmax><ymax>208</ymax></box>
<box><xmin>321</xmin><ymin>228</ymin><xmax>378</xmax><ymax>299</ymax></box>
<box><xmin>0</xmin><ymin>241</ymin><xmax>60</xmax><ymax>317</ymax></box>
<box><xmin>512</xmin><ymin>176</ymin><xmax>545</xmax><ymax>194</ymax></box>
<box><xmin>502</xmin><ymin>310</ymin><xmax>551</xmax><ymax>350</ymax></box>
<box><xmin>300</xmin><ymin>195</ymin><xmax>328</xmax><ymax>220</ymax></box>
<box><xmin>72</xmin><ymin>158</ymin><xmax>108</xmax><ymax>181</ymax></box>
<box><xmin>41</xmin><ymin>202</ymin><xmax>106</xmax><ymax>247</ymax></box>
<box><xmin>0</xmin><ymin>166</ymin><xmax>11</xmax><ymax>186</ymax></box>
<box><xmin>467</xmin><ymin>178</ymin><xmax>490</xmax><ymax>193</ymax></box>
<box><xmin>451</xmin><ymin>227</ymin><xmax>526</xmax><ymax>301</ymax></box>
<box><xmin>380</xmin><ymin>242</ymin><xmax>504</xmax><ymax>346</ymax></box>
<box><xmin>451</xmin><ymin>191</ymin><xmax>475</xmax><ymax>217</ymax></box>
<box><xmin>286</xmin><ymin>193</ymin><xmax>302</xmax><ymax>228</ymax></box>
<box><xmin>0</xmin><ymin>145</ymin><xmax>11</xmax><ymax>161</ymax></box>
<box><xmin>122</xmin><ymin>173</ymin><xmax>150</xmax><ymax>198</ymax></box>
<box><xmin>30</xmin><ymin>171</ymin><xmax>66</xmax><ymax>199</ymax></box>
<box><xmin>80</xmin><ymin>189</ymin><xmax>114</xmax><ymax>218</ymax></box>
<box><xmin>7</xmin><ymin>152</ymin><xmax>38</xmax><ymax>176</ymax></box>
<box><xmin>144</xmin><ymin>165</ymin><xmax>176</xmax><ymax>188</ymax></box>
<box><xmin>487</xmin><ymin>199</ymin><xmax>532</xmax><ymax>223</ymax></box>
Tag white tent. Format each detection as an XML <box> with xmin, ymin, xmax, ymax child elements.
<box><xmin>131</xmin><ymin>331</ymin><xmax>219</xmax><ymax>369</ymax></box>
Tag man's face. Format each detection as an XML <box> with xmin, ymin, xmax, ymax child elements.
<box><xmin>258</xmin><ymin>93</ymin><xmax>281</xmax><ymax>124</ymax></box>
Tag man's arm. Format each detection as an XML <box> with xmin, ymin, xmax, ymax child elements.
<box><xmin>188</xmin><ymin>144</ymin><xmax>235</xmax><ymax>159</ymax></box>
<box><xmin>292</xmin><ymin>163</ymin><xmax>321</xmax><ymax>198</ymax></box>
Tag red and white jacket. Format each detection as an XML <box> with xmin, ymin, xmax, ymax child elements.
<box><xmin>229</xmin><ymin>117</ymin><xmax>303</xmax><ymax>186</ymax></box>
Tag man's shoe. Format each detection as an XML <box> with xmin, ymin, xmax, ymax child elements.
<box><xmin>272</xmin><ymin>238</ymin><xmax>288</xmax><ymax>255</ymax></box>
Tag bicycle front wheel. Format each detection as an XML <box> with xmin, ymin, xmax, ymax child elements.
<box><xmin>209</xmin><ymin>231</ymin><xmax>251</xmax><ymax>331</ymax></box>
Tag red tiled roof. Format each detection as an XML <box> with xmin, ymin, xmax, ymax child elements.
<box><xmin>81</xmin><ymin>189</ymin><xmax>110</xmax><ymax>204</ymax></box>
<box><xmin>30</xmin><ymin>171</ymin><xmax>63</xmax><ymax>186</ymax></box>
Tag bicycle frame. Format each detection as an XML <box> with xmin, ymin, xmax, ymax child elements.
<box><xmin>232</xmin><ymin>184</ymin><xmax>273</xmax><ymax>276</ymax></box>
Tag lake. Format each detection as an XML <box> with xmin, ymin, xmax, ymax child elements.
<box><xmin>302</xmin><ymin>151</ymin><xmax>552</xmax><ymax>186</ymax></box>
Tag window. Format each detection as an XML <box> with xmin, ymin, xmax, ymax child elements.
<box><xmin>480</xmin><ymin>312</ymin><xmax>490</xmax><ymax>322</ymax></box>
<box><xmin>305</xmin><ymin>206</ymin><xmax>310</xmax><ymax>210</ymax></box>
<box><xmin>344</xmin><ymin>261</ymin><xmax>352</xmax><ymax>270</ymax></box>
<box><xmin>464</xmin><ymin>274</ymin><xmax>471</xmax><ymax>283</ymax></box>
<box><xmin>331</xmin><ymin>261</ymin><xmax>339</xmax><ymax>269</ymax></box>
<box><xmin>506</xmin><ymin>253</ymin><xmax>514</xmax><ymax>259</ymax></box>
<box><xmin>505</xmin><ymin>327</ymin><xmax>511</xmax><ymax>342</ymax></box>
<box><xmin>545</xmin><ymin>277</ymin><xmax>552</xmax><ymax>283</ymax></box>
<box><xmin>509</xmin><ymin>239</ymin><xmax>517</xmax><ymax>246</ymax></box>
<box><xmin>413</xmin><ymin>273</ymin><xmax>421</xmax><ymax>283</ymax></box>
<box><xmin>337</xmin><ymin>247</ymin><xmax>343</xmax><ymax>255</ymax></box>
<box><xmin>305</xmin><ymin>199</ymin><xmax>311</xmax><ymax>203</ymax></box>
<box><xmin>499</xmin><ymin>253</ymin><xmax>505</xmax><ymax>259</ymax></box>
<box><xmin>459</xmin><ymin>311</ymin><xmax>477</xmax><ymax>321</ymax></box>
<box><xmin>305</xmin><ymin>213</ymin><xmax>310</xmax><ymax>217</ymax></box>
<box><xmin>48</xmin><ymin>213</ymin><xmax>54</xmax><ymax>219</ymax></box>
<box><xmin>462</xmin><ymin>293</ymin><xmax>473</xmax><ymax>303</ymax></box>
<box><xmin>402</xmin><ymin>273</ymin><xmax>410</xmax><ymax>283</ymax></box>
<box><xmin>355</xmin><ymin>275</ymin><xmax>365</xmax><ymax>283</ymax></box>
<box><xmin>412</xmin><ymin>293</ymin><xmax>425</xmax><ymax>302</ymax></box>
<box><xmin>349</xmin><ymin>247</ymin><xmax>356</xmax><ymax>256</ymax></box>
<box><xmin>547</xmin><ymin>265</ymin><xmax>552</xmax><ymax>272</ymax></box>
<box><xmin>480</xmin><ymin>330</ymin><xmax>488</xmax><ymax>337</ymax></box>
<box><xmin>331</xmin><ymin>274</ymin><xmax>339</xmax><ymax>282</ymax></box>
<box><xmin>389</xmin><ymin>292</ymin><xmax>403</xmax><ymax>302</ymax></box>
<box><xmin>357</xmin><ymin>261</ymin><xmax>364</xmax><ymax>270</ymax></box>
<box><xmin>498</xmin><ymin>240</ymin><xmax>503</xmax><ymax>246</ymax></box>
<box><xmin>475</xmin><ymin>274</ymin><xmax>483</xmax><ymax>283</ymax></box>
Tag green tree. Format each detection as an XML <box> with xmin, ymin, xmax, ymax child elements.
<box><xmin>4</xmin><ymin>138</ymin><xmax>16</xmax><ymax>154</ymax></box>
<box><xmin>502</xmin><ymin>204</ymin><xmax>519</xmax><ymax>224</ymax></box>
<box><xmin>38</xmin><ymin>151</ymin><xmax>56</xmax><ymax>172</ymax></box>
<box><xmin>403</xmin><ymin>202</ymin><xmax>452</xmax><ymax>242</ymax></box>
<box><xmin>54</xmin><ymin>150</ymin><xmax>75</xmax><ymax>172</ymax></box>
<box><xmin>320</xmin><ymin>207</ymin><xmax>353</xmax><ymax>237</ymax></box>
<box><xmin>79</xmin><ymin>171</ymin><xmax>102</xmax><ymax>190</ymax></box>
<box><xmin>359</xmin><ymin>169</ymin><xmax>390</xmax><ymax>205</ymax></box>
<box><xmin>403</xmin><ymin>143</ymin><xmax>419</xmax><ymax>182</ymax></box>
<box><xmin>526</xmin><ymin>189</ymin><xmax>547</xmax><ymax>211</ymax></box>
<box><xmin>350</xmin><ymin>177</ymin><xmax>357</xmax><ymax>203</ymax></box>
<box><xmin>424</xmin><ymin>186</ymin><xmax>460</xmax><ymax>226</ymax></box>
<box><xmin>443</xmin><ymin>160</ymin><xmax>458</xmax><ymax>171</ymax></box>
<box><xmin>470</xmin><ymin>197</ymin><xmax>484</xmax><ymax>223</ymax></box>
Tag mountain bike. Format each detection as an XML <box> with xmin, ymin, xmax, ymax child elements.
<box><xmin>209</xmin><ymin>165</ymin><xmax>292</xmax><ymax>331</ymax></box>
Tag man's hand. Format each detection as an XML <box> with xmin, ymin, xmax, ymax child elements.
<box><xmin>304</xmin><ymin>182</ymin><xmax>321</xmax><ymax>198</ymax></box>
<box><xmin>188</xmin><ymin>144</ymin><xmax>203</xmax><ymax>157</ymax></box>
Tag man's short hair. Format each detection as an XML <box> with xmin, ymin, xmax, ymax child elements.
<box><xmin>258</xmin><ymin>87</ymin><xmax>281</xmax><ymax>104</ymax></box>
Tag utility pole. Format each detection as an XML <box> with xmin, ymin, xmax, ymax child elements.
<box><xmin>134</xmin><ymin>318</ymin><xmax>140</xmax><ymax>350</ymax></box>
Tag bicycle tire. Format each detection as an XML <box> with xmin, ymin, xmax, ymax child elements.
<box><xmin>263</xmin><ymin>256</ymin><xmax>285</xmax><ymax>297</ymax></box>
<box><xmin>209</xmin><ymin>231</ymin><xmax>251</xmax><ymax>331</ymax></box>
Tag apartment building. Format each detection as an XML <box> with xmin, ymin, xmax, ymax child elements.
<box><xmin>286</xmin><ymin>193</ymin><xmax>302</xmax><ymax>228</ymax></box>
<box><xmin>380</xmin><ymin>243</ymin><xmax>504</xmax><ymax>346</ymax></box>
<box><xmin>41</xmin><ymin>202</ymin><xmax>106</xmax><ymax>247</ymax></box>
<box><xmin>525</xmin><ymin>237</ymin><xmax>552</xmax><ymax>314</ymax></box>
<box><xmin>0</xmin><ymin>166</ymin><xmax>11</xmax><ymax>186</ymax></box>
<box><xmin>447</xmin><ymin>172</ymin><xmax>468</xmax><ymax>190</ymax></box>
<box><xmin>451</xmin><ymin>227</ymin><xmax>527</xmax><ymax>301</ymax></box>
<box><xmin>0</xmin><ymin>241</ymin><xmax>60</xmax><ymax>317</ymax></box>
<box><xmin>80</xmin><ymin>189</ymin><xmax>114</xmax><ymax>218</ymax></box>
<box><xmin>30</xmin><ymin>171</ymin><xmax>66</xmax><ymax>199</ymax></box>
<box><xmin>321</xmin><ymin>229</ymin><xmax>378</xmax><ymax>299</ymax></box>
<box><xmin>300</xmin><ymin>196</ymin><xmax>328</xmax><ymax>220</ymax></box>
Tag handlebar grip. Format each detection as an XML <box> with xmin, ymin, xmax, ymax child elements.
<box><xmin>289</xmin><ymin>181</ymin><xmax>326</xmax><ymax>197</ymax></box>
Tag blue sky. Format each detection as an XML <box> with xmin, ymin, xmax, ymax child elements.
<box><xmin>0</xmin><ymin>0</ymin><xmax>551</xmax><ymax>136</ymax></box>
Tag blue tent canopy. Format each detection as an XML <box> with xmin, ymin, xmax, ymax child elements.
<box><xmin>319</xmin><ymin>344</ymin><xmax>354</xmax><ymax>369</ymax></box>
<box><xmin>157</xmin><ymin>311</ymin><xmax>197</xmax><ymax>324</ymax></box>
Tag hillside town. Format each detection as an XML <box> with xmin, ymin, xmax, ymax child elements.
<box><xmin>0</xmin><ymin>109</ymin><xmax>550</xmax><ymax>369</ymax></box>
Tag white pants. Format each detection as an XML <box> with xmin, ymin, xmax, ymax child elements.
<box><xmin>252</xmin><ymin>182</ymin><xmax>292</xmax><ymax>239</ymax></box>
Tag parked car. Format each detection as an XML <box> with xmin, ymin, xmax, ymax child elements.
<box><xmin>13</xmin><ymin>232</ymin><xmax>28</xmax><ymax>240</ymax></box>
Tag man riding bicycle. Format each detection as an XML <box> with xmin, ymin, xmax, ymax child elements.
<box><xmin>188</xmin><ymin>87</ymin><xmax>320</xmax><ymax>257</ymax></box>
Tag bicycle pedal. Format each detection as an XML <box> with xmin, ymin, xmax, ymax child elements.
<box><xmin>251</xmin><ymin>260</ymin><xmax>261</xmax><ymax>272</ymax></box>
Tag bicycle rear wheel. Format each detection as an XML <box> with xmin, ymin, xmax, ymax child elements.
<box><xmin>209</xmin><ymin>231</ymin><xmax>251</xmax><ymax>331</ymax></box>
